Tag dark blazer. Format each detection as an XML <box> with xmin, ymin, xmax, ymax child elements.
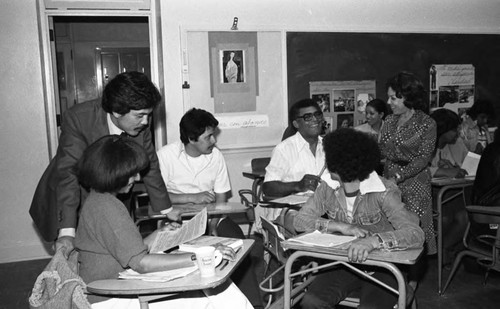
<box><xmin>30</xmin><ymin>100</ymin><xmax>170</xmax><ymax>241</ymax></box>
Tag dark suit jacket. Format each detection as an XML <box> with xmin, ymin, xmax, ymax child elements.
<box><xmin>30</xmin><ymin>100</ymin><xmax>171</xmax><ymax>241</ymax></box>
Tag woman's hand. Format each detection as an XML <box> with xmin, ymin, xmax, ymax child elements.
<box><xmin>215</xmin><ymin>245</ymin><xmax>236</xmax><ymax>261</ymax></box>
<box><xmin>159</xmin><ymin>221</ymin><xmax>181</xmax><ymax>232</ymax></box>
<box><xmin>347</xmin><ymin>236</ymin><xmax>379</xmax><ymax>263</ymax></box>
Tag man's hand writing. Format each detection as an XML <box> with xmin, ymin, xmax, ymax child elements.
<box><xmin>299</xmin><ymin>174</ymin><xmax>321</xmax><ymax>192</ymax></box>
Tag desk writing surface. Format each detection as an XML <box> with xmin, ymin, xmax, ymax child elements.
<box><xmin>144</xmin><ymin>202</ymin><xmax>248</xmax><ymax>218</ymax></box>
<box><xmin>281</xmin><ymin>239</ymin><xmax>422</xmax><ymax>265</ymax></box>
<box><xmin>242</xmin><ymin>170</ymin><xmax>265</xmax><ymax>180</ymax></box>
<box><xmin>431</xmin><ymin>176</ymin><xmax>474</xmax><ymax>187</ymax></box>
<box><xmin>87</xmin><ymin>239</ymin><xmax>254</xmax><ymax>296</ymax></box>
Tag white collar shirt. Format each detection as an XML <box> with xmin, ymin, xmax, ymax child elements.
<box><xmin>107</xmin><ymin>113</ymin><xmax>123</xmax><ymax>135</ymax></box>
<box><xmin>156</xmin><ymin>141</ymin><xmax>230</xmax><ymax>195</ymax></box>
<box><xmin>264</xmin><ymin>132</ymin><xmax>325</xmax><ymax>183</ymax></box>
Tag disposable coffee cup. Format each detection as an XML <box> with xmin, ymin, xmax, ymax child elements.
<box><xmin>195</xmin><ymin>246</ymin><xmax>222</xmax><ymax>277</ymax></box>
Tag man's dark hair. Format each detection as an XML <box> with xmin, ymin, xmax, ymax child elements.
<box><xmin>101</xmin><ymin>71</ymin><xmax>161</xmax><ymax>115</ymax></box>
<box><xmin>386</xmin><ymin>71</ymin><xmax>427</xmax><ymax>113</ymax></box>
<box><xmin>323</xmin><ymin>129</ymin><xmax>380</xmax><ymax>182</ymax></box>
<box><xmin>180</xmin><ymin>108</ymin><xmax>219</xmax><ymax>144</ymax></box>
<box><xmin>431</xmin><ymin>108</ymin><xmax>460</xmax><ymax>140</ymax></box>
<box><xmin>289</xmin><ymin>98</ymin><xmax>321</xmax><ymax>123</ymax></box>
<box><xmin>78</xmin><ymin>135</ymin><xmax>149</xmax><ymax>193</ymax></box>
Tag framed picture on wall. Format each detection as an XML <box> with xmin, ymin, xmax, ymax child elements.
<box><xmin>220</xmin><ymin>49</ymin><xmax>245</xmax><ymax>84</ymax></box>
<box><xmin>311</xmin><ymin>93</ymin><xmax>331</xmax><ymax>113</ymax></box>
<box><xmin>333</xmin><ymin>89</ymin><xmax>355</xmax><ymax>112</ymax></box>
<box><xmin>337</xmin><ymin>113</ymin><xmax>354</xmax><ymax>129</ymax></box>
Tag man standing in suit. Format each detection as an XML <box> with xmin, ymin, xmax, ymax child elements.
<box><xmin>30</xmin><ymin>71</ymin><xmax>179</xmax><ymax>254</ymax></box>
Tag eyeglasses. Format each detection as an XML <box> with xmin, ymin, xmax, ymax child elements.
<box><xmin>296</xmin><ymin>111</ymin><xmax>323</xmax><ymax>122</ymax></box>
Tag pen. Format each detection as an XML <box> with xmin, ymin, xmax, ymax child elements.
<box><xmin>318</xmin><ymin>164</ymin><xmax>327</xmax><ymax>178</ymax></box>
<box><xmin>219</xmin><ymin>259</ymin><xmax>229</xmax><ymax>271</ymax></box>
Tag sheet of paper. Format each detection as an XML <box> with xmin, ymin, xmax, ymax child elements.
<box><xmin>150</xmin><ymin>208</ymin><xmax>207</xmax><ymax>253</ymax></box>
<box><xmin>461</xmin><ymin>151</ymin><xmax>481</xmax><ymax>176</ymax></box>
<box><xmin>288</xmin><ymin>230</ymin><xmax>356</xmax><ymax>247</ymax></box>
<box><xmin>119</xmin><ymin>266</ymin><xmax>198</xmax><ymax>282</ymax></box>
<box><xmin>270</xmin><ymin>194</ymin><xmax>310</xmax><ymax>205</ymax></box>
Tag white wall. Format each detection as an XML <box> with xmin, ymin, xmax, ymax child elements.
<box><xmin>1</xmin><ymin>0</ymin><xmax>500</xmax><ymax>262</ymax></box>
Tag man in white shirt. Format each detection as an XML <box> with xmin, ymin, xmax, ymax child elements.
<box><xmin>257</xmin><ymin>99</ymin><xmax>326</xmax><ymax>232</ymax></box>
<box><xmin>157</xmin><ymin>108</ymin><xmax>263</xmax><ymax>308</ymax></box>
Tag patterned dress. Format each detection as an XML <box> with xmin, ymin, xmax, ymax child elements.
<box><xmin>379</xmin><ymin>110</ymin><xmax>437</xmax><ymax>254</ymax></box>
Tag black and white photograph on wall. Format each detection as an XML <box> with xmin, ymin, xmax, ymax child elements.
<box><xmin>337</xmin><ymin>113</ymin><xmax>354</xmax><ymax>129</ymax></box>
<box><xmin>458</xmin><ymin>86</ymin><xmax>474</xmax><ymax>103</ymax></box>
<box><xmin>312</xmin><ymin>93</ymin><xmax>331</xmax><ymax>113</ymax></box>
<box><xmin>220</xmin><ymin>50</ymin><xmax>244</xmax><ymax>83</ymax></box>
<box><xmin>333</xmin><ymin>89</ymin><xmax>355</xmax><ymax>112</ymax></box>
<box><xmin>430</xmin><ymin>91</ymin><xmax>438</xmax><ymax>109</ymax></box>
<box><xmin>438</xmin><ymin>86</ymin><xmax>459</xmax><ymax>107</ymax></box>
<box><xmin>322</xmin><ymin>116</ymin><xmax>333</xmax><ymax>135</ymax></box>
<box><xmin>356</xmin><ymin>93</ymin><xmax>374</xmax><ymax>114</ymax></box>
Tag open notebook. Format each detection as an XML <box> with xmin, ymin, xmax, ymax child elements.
<box><xmin>287</xmin><ymin>230</ymin><xmax>356</xmax><ymax>248</ymax></box>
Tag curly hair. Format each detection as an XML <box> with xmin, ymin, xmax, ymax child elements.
<box><xmin>101</xmin><ymin>71</ymin><xmax>161</xmax><ymax>115</ymax></box>
<box><xmin>386</xmin><ymin>71</ymin><xmax>427</xmax><ymax>113</ymax></box>
<box><xmin>323</xmin><ymin>128</ymin><xmax>381</xmax><ymax>182</ymax></box>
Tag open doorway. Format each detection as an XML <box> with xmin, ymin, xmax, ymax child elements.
<box><xmin>52</xmin><ymin>17</ymin><xmax>153</xmax><ymax>140</ymax></box>
<box><xmin>38</xmin><ymin>3</ymin><xmax>166</xmax><ymax>157</ymax></box>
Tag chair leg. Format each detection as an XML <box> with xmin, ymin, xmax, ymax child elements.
<box><xmin>483</xmin><ymin>269</ymin><xmax>490</xmax><ymax>285</ymax></box>
<box><xmin>442</xmin><ymin>251</ymin><xmax>468</xmax><ymax>294</ymax></box>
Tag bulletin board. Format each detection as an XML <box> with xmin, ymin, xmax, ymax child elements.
<box><xmin>183</xmin><ymin>30</ymin><xmax>286</xmax><ymax>149</ymax></box>
<box><xmin>287</xmin><ymin>32</ymin><xmax>500</xmax><ymax>119</ymax></box>
<box><xmin>310</xmin><ymin>80</ymin><xmax>376</xmax><ymax>131</ymax></box>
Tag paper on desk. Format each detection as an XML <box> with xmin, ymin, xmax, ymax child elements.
<box><xmin>461</xmin><ymin>151</ymin><xmax>481</xmax><ymax>176</ymax></box>
<box><xmin>270</xmin><ymin>194</ymin><xmax>311</xmax><ymax>205</ymax></box>
<box><xmin>288</xmin><ymin>230</ymin><xmax>356</xmax><ymax>247</ymax></box>
<box><xmin>119</xmin><ymin>265</ymin><xmax>198</xmax><ymax>282</ymax></box>
<box><xmin>149</xmin><ymin>208</ymin><xmax>207</xmax><ymax>253</ymax></box>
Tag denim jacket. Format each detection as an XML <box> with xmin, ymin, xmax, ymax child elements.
<box><xmin>294</xmin><ymin>172</ymin><xmax>424</xmax><ymax>250</ymax></box>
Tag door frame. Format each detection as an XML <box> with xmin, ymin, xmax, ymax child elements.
<box><xmin>36</xmin><ymin>0</ymin><xmax>166</xmax><ymax>158</ymax></box>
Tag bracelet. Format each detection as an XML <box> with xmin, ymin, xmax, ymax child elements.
<box><xmin>190</xmin><ymin>254</ymin><xmax>197</xmax><ymax>261</ymax></box>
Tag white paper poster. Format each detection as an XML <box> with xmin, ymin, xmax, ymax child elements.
<box><xmin>430</xmin><ymin>64</ymin><xmax>474</xmax><ymax>116</ymax></box>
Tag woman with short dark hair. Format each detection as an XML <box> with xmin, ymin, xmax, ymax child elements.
<box><xmin>75</xmin><ymin>135</ymin><xmax>252</xmax><ymax>309</ymax></box>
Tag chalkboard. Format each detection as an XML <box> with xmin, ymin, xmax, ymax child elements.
<box><xmin>287</xmin><ymin>32</ymin><xmax>500</xmax><ymax>119</ymax></box>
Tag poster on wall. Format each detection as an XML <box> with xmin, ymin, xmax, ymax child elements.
<box><xmin>310</xmin><ymin>80</ymin><xmax>376</xmax><ymax>131</ymax></box>
<box><xmin>429</xmin><ymin>64</ymin><xmax>475</xmax><ymax>115</ymax></box>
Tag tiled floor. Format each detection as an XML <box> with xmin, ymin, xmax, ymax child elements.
<box><xmin>1</xmin><ymin>254</ymin><xmax>499</xmax><ymax>309</ymax></box>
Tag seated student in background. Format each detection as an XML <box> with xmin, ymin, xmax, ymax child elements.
<box><xmin>156</xmin><ymin>108</ymin><xmax>263</xmax><ymax>309</ymax></box>
<box><xmin>430</xmin><ymin>108</ymin><xmax>469</xmax><ymax>264</ymax></box>
<box><xmin>430</xmin><ymin>108</ymin><xmax>469</xmax><ymax>179</ymax></box>
<box><xmin>294</xmin><ymin>129</ymin><xmax>424</xmax><ymax>309</ymax></box>
<box><xmin>75</xmin><ymin>135</ymin><xmax>252</xmax><ymax>309</ymax></box>
<box><xmin>470</xmin><ymin>126</ymin><xmax>500</xmax><ymax>238</ymax></box>
<box><xmin>459</xmin><ymin>99</ymin><xmax>495</xmax><ymax>154</ymax></box>
<box><xmin>354</xmin><ymin>98</ymin><xmax>390</xmax><ymax>142</ymax></box>
<box><xmin>258</xmin><ymin>99</ymin><xmax>325</xmax><ymax>231</ymax></box>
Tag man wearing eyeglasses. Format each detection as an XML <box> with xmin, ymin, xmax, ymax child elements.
<box><xmin>254</xmin><ymin>99</ymin><xmax>326</xmax><ymax>233</ymax></box>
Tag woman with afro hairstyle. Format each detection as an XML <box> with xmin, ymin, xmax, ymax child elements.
<box><xmin>294</xmin><ymin>128</ymin><xmax>424</xmax><ymax>309</ymax></box>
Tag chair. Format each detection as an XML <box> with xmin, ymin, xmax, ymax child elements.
<box><xmin>442</xmin><ymin>205</ymin><xmax>500</xmax><ymax>294</ymax></box>
<box><xmin>259</xmin><ymin>216</ymin><xmax>316</xmax><ymax>309</ymax></box>
<box><xmin>237</xmin><ymin>189</ymin><xmax>259</xmax><ymax>237</ymax></box>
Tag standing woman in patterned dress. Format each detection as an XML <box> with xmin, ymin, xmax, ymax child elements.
<box><xmin>379</xmin><ymin>71</ymin><xmax>437</xmax><ymax>255</ymax></box>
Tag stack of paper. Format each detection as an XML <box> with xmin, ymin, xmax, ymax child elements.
<box><xmin>118</xmin><ymin>265</ymin><xmax>198</xmax><ymax>282</ymax></box>
<box><xmin>461</xmin><ymin>151</ymin><xmax>481</xmax><ymax>176</ymax></box>
<box><xmin>288</xmin><ymin>230</ymin><xmax>356</xmax><ymax>247</ymax></box>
